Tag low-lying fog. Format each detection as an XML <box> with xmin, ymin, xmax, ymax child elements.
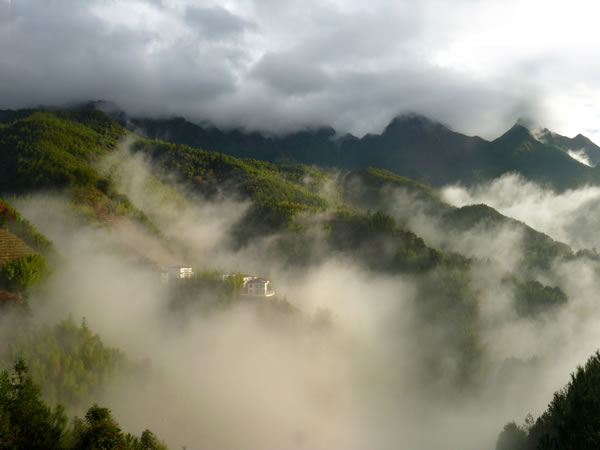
<box><xmin>12</xmin><ymin>159</ymin><xmax>600</xmax><ymax>449</ymax></box>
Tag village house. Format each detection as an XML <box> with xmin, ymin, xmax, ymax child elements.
<box><xmin>161</xmin><ymin>265</ymin><xmax>193</xmax><ymax>282</ymax></box>
<box><xmin>222</xmin><ymin>273</ymin><xmax>276</xmax><ymax>297</ymax></box>
<box><xmin>246</xmin><ymin>277</ymin><xmax>275</xmax><ymax>297</ymax></box>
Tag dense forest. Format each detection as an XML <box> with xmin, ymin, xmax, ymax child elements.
<box><xmin>2</xmin><ymin>106</ymin><xmax>600</xmax><ymax>448</ymax></box>
<box><xmin>125</xmin><ymin>110</ymin><xmax>600</xmax><ymax>191</ymax></box>
<box><xmin>497</xmin><ymin>351</ymin><xmax>600</xmax><ymax>450</ymax></box>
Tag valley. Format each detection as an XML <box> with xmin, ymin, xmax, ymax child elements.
<box><xmin>0</xmin><ymin>106</ymin><xmax>599</xmax><ymax>448</ymax></box>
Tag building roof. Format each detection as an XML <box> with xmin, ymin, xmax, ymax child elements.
<box><xmin>248</xmin><ymin>278</ymin><xmax>268</xmax><ymax>284</ymax></box>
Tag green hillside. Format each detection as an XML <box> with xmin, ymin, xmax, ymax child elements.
<box><xmin>0</xmin><ymin>199</ymin><xmax>53</xmax><ymax>294</ymax></box>
<box><xmin>0</xmin><ymin>110</ymin><xmax>123</xmax><ymax>193</ymax></box>
<box><xmin>0</xmin><ymin>229</ymin><xmax>34</xmax><ymax>265</ymax></box>
<box><xmin>444</xmin><ymin>204</ymin><xmax>573</xmax><ymax>270</ymax></box>
<box><xmin>0</xmin><ymin>111</ymin><xmax>158</xmax><ymax>232</ymax></box>
<box><xmin>1</xmin><ymin>105</ymin><xmax>594</xmax><ymax>449</ymax></box>
<box><xmin>0</xmin><ymin>199</ymin><xmax>54</xmax><ymax>255</ymax></box>
<box><xmin>124</xmin><ymin>110</ymin><xmax>600</xmax><ymax>191</ymax></box>
<box><xmin>131</xmin><ymin>139</ymin><xmax>329</xmax><ymax>230</ymax></box>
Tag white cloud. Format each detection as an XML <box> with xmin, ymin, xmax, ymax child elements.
<box><xmin>1</xmin><ymin>0</ymin><xmax>600</xmax><ymax>141</ymax></box>
<box><xmin>441</xmin><ymin>173</ymin><xmax>600</xmax><ymax>250</ymax></box>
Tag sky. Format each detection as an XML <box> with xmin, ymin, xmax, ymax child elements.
<box><xmin>1</xmin><ymin>0</ymin><xmax>600</xmax><ymax>141</ymax></box>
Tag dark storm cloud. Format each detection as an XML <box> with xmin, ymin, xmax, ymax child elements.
<box><xmin>185</xmin><ymin>5</ymin><xmax>256</xmax><ymax>40</ymax></box>
<box><xmin>0</xmin><ymin>0</ymin><xmax>238</xmax><ymax>116</ymax></box>
<box><xmin>250</xmin><ymin>52</ymin><xmax>330</xmax><ymax>95</ymax></box>
<box><xmin>0</xmin><ymin>0</ymin><xmax>599</xmax><ymax>140</ymax></box>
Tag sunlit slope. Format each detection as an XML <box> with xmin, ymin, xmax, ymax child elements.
<box><xmin>0</xmin><ymin>110</ymin><xmax>157</xmax><ymax>232</ymax></box>
<box><xmin>0</xmin><ymin>199</ymin><xmax>53</xmax><ymax>293</ymax></box>
<box><xmin>0</xmin><ymin>229</ymin><xmax>35</xmax><ymax>265</ymax></box>
<box><xmin>0</xmin><ymin>199</ymin><xmax>54</xmax><ymax>255</ymax></box>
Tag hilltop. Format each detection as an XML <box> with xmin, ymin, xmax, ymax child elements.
<box><xmin>116</xmin><ymin>109</ymin><xmax>600</xmax><ymax>191</ymax></box>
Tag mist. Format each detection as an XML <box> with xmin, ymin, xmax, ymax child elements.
<box><xmin>441</xmin><ymin>173</ymin><xmax>600</xmax><ymax>251</ymax></box>
<box><xmin>8</xmin><ymin>150</ymin><xmax>600</xmax><ymax>449</ymax></box>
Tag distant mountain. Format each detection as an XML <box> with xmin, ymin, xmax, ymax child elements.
<box><xmin>128</xmin><ymin>116</ymin><xmax>342</xmax><ymax>165</ymax></box>
<box><xmin>485</xmin><ymin>123</ymin><xmax>600</xmax><ymax>190</ymax></box>
<box><xmin>340</xmin><ymin>114</ymin><xmax>491</xmax><ymax>186</ymax></box>
<box><xmin>0</xmin><ymin>105</ymin><xmax>587</xmax><ymax>273</ymax></box>
<box><xmin>114</xmin><ymin>109</ymin><xmax>600</xmax><ymax>191</ymax></box>
<box><xmin>537</xmin><ymin>128</ymin><xmax>600</xmax><ymax>167</ymax></box>
<box><xmin>341</xmin><ymin>168</ymin><xmax>575</xmax><ymax>273</ymax></box>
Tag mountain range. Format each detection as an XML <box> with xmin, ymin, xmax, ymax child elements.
<box><xmin>1</xmin><ymin>104</ymin><xmax>600</xmax><ymax>448</ymax></box>
<box><xmin>114</xmin><ymin>107</ymin><xmax>600</xmax><ymax>191</ymax></box>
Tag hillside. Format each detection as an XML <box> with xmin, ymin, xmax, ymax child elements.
<box><xmin>0</xmin><ymin>111</ymin><xmax>159</xmax><ymax>233</ymax></box>
<box><xmin>0</xmin><ymin>106</ymin><xmax>579</xmax><ymax>278</ymax></box>
<box><xmin>0</xmin><ymin>105</ymin><xmax>596</xmax><ymax>449</ymax></box>
<box><xmin>538</xmin><ymin>128</ymin><xmax>600</xmax><ymax>167</ymax></box>
<box><xmin>119</xmin><ymin>109</ymin><xmax>600</xmax><ymax>191</ymax></box>
<box><xmin>487</xmin><ymin>124</ymin><xmax>600</xmax><ymax>190</ymax></box>
<box><xmin>497</xmin><ymin>351</ymin><xmax>600</xmax><ymax>449</ymax></box>
<box><xmin>0</xmin><ymin>199</ymin><xmax>54</xmax><ymax>255</ymax></box>
<box><xmin>0</xmin><ymin>106</ymin><xmax>581</xmax><ymax>277</ymax></box>
<box><xmin>0</xmin><ymin>229</ymin><xmax>34</xmax><ymax>265</ymax></box>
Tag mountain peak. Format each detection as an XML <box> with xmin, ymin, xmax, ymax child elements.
<box><xmin>496</xmin><ymin>121</ymin><xmax>538</xmax><ymax>144</ymax></box>
<box><xmin>515</xmin><ymin>117</ymin><xmax>540</xmax><ymax>130</ymax></box>
<box><xmin>383</xmin><ymin>113</ymin><xmax>452</xmax><ymax>137</ymax></box>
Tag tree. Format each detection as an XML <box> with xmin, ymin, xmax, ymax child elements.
<box><xmin>72</xmin><ymin>404</ymin><xmax>126</xmax><ymax>449</ymax></box>
<box><xmin>0</xmin><ymin>359</ymin><xmax>67</xmax><ymax>449</ymax></box>
<box><xmin>496</xmin><ymin>422</ymin><xmax>527</xmax><ymax>450</ymax></box>
<box><xmin>0</xmin><ymin>254</ymin><xmax>47</xmax><ymax>291</ymax></box>
<box><xmin>497</xmin><ymin>351</ymin><xmax>600</xmax><ymax>450</ymax></box>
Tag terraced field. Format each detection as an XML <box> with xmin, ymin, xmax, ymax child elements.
<box><xmin>0</xmin><ymin>229</ymin><xmax>34</xmax><ymax>264</ymax></box>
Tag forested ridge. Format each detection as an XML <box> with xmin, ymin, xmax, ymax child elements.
<box><xmin>2</xmin><ymin>106</ymin><xmax>600</xmax><ymax>448</ymax></box>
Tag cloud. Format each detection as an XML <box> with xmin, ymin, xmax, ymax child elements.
<box><xmin>185</xmin><ymin>5</ymin><xmax>256</xmax><ymax>40</ymax></box>
<box><xmin>250</xmin><ymin>51</ymin><xmax>330</xmax><ymax>95</ymax></box>
<box><xmin>567</xmin><ymin>149</ymin><xmax>593</xmax><ymax>167</ymax></box>
<box><xmin>10</xmin><ymin>145</ymin><xmax>600</xmax><ymax>449</ymax></box>
<box><xmin>441</xmin><ymin>173</ymin><xmax>600</xmax><ymax>251</ymax></box>
<box><xmin>0</xmin><ymin>0</ymin><xmax>599</xmax><ymax>141</ymax></box>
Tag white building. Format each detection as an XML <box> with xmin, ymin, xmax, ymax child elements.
<box><xmin>245</xmin><ymin>277</ymin><xmax>275</xmax><ymax>297</ymax></box>
<box><xmin>222</xmin><ymin>273</ymin><xmax>276</xmax><ymax>297</ymax></box>
<box><xmin>161</xmin><ymin>266</ymin><xmax>193</xmax><ymax>282</ymax></box>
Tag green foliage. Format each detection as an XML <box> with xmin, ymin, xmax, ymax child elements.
<box><xmin>0</xmin><ymin>112</ymin><xmax>121</xmax><ymax>193</ymax></box>
<box><xmin>10</xmin><ymin>317</ymin><xmax>124</xmax><ymax>409</ymax></box>
<box><xmin>416</xmin><ymin>266</ymin><xmax>485</xmax><ymax>385</ymax></box>
<box><xmin>131</xmin><ymin>140</ymin><xmax>328</xmax><ymax>230</ymax></box>
<box><xmin>71</xmin><ymin>404</ymin><xmax>126</xmax><ymax>449</ymax></box>
<box><xmin>0</xmin><ymin>359</ymin><xmax>68</xmax><ymax>449</ymax></box>
<box><xmin>326</xmin><ymin>208</ymin><xmax>444</xmax><ymax>273</ymax></box>
<box><xmin>0</xmin><ymin>199</ymin><xmax>54</xmax><ymax>255</ymax></box>
<box><xmin>504</xmin><ymin>276</ymin><xmax>568</xmax><ymax>316</ymax></box>
<box><xmin>0</xmin><ymin>112</ymin><xmax>159</xmax><ymax>232</ymax></box>
<box><xmin>444</xmin><ymin>204</ymin><xmax>573</xmax><ymax>271</ymax></box>
<box><xmin>498</xmin><ymin>351</ymin><xmax>600</xmax><ymax>450</ymax></box>
<box><xmin>496</xmin><ymin>422</ymin><xmax>528</xmax><ymax>450</ymax></box>
<box><xmin>0</xmin><ymin>360</ymin><xmax>167</xmax><ymax>449</ymax></box>
<box><xmin>353</xmin><ymin>167</ymin><xmax>441</xmax><ymax>199</ymax></box>
<box><xmin>170</xmin><ymin>272</ymin><xmax>248</xmax><ymax>312</ymax></box>
<box><xmin>222</xmin><ymin>272</ymin><xmax>245</xmax><ymax>301</ymax></box>
<box><xmin>0</xmin><ymin>254</ymin><xmax>47</xmax><ymax>292</ymax></box>
<box><xmin>137</xmin><ymin>429</ymin><xmax>169</xmax><ymax>450</ymax></box>
<box><xmin>278</xmin><ymin>164</ymin><xmax>332</xmax><ymax>194</ymax></box>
